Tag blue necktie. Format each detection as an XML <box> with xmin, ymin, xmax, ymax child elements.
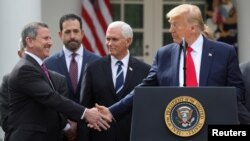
<box><xmin>115</xmin><ymin>61</ymin><xmax>124</xmax><ymax>94</ymax></box>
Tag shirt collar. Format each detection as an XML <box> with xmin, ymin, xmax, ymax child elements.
<box><xmin>111</xmin><ymin>52</ymin><xmax>130</xmax><ymax>67</ymax></box>
<box><xmin>25</xmin><ymin>51</ymin><xmax>44</xmax><ymax>66</ymax></box>
<box><xmin>63</xmin><ymin>44</ymin><xmax>83</xmax><ymax>57</ymax></box>
<box><xmin>190</xmin><ymin>34</ymin><xmax>203</xmax><ymax>53</ymax></box>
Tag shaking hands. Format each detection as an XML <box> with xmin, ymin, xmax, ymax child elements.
<box><xmin>83</xmin><ymin>104</ymin><xmax>113</xmax><ymax>131</ymax></box>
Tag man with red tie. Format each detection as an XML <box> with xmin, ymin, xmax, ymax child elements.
<box><xmin>94</xmin><ymin>4</ymin><xmax>250</xmax><ymax>126</ymax></box>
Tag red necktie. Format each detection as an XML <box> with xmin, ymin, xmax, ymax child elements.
<box><xmin>41</xmin><ymin>63</ymin><xmax>51</xmax><ymax>80</ymax></box>
<box><xmin>186</xmin><ymin>47</ymin><xmax>198</xmax><ymax>87</ymax></box>
<box><xmin>41</xmin><ymin>63</ymin><xmax>55</xmax><ymax>90</ymax></box>
<box><xmin>69</xmin><ymin>53</ymin><xmax>78</xmax><ymax>93</ymax></box>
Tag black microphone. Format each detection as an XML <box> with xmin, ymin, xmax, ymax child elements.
<box><xmin>181</xmin><ymin>37</ymin><xmax>188</xmax><ymax>87</ymax></box>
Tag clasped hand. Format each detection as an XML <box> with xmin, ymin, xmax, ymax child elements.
<box><xmin>84</xmin><ymin>104</ymin><xmax>113</xmax><ymax>131</ymax></box>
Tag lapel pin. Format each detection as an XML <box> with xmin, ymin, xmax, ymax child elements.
<box><xmin>208</xmin><ymin>53</ymin><xmax>212</xmax><ymax>56</ymax></box>
<box><xmin>129</xmin><ymin>67</ymin><xmax>133</xmax><ymax>71</ymax></box>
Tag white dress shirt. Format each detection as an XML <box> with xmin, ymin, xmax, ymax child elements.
<box><xmin>179</xmin><ymin>34</ymin><xmax>203</xmax><ymax>87</ymax></box>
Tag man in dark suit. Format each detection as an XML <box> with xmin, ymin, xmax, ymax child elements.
<box><xmin>80</xmin><ymin>21</ymin><xmax>150</xmax><ymax>141</ymax></box>
<box><xmin>94</xmin><ymin>4</ymin><xmax>250</xmax><ymax>126</ymax></box>
<box><xmin>44</xmin><ymin>14</ymin><xmax>100</xmax><ymax>141</ymax></box>
<box><xmin>0</xmin><ymin>39</ymin><xmax>27</xmax><ymax>132</ymax></box>
<box><xmin>6</xmin><ymin>22</ymin><xmax>109</xmax><ymax>141</ymax></box>
<box><xmin>0</xmin><ymin>75</ymin><xmax>11</xmax><ymax>132</ymax></box>
<box><xmin>0</xmin><ymin>39</ymin><xmax>69</xmax><ymax>133</ymax></box>
<box><xmin>240</xmin><ymin>61</ymin><xmax>250</xmax><ymax>112</ymax></box>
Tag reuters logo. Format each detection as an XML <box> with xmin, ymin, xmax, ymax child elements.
<box><xmin>164</xmin><ymin>96</ymin><xmax>205</xmax><ymax>137</ymax></box>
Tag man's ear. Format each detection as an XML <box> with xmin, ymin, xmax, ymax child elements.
<box><xmin>127</xmin><ymin>37</ymin><xmax>132</xmax><ymax>46</ymax></box>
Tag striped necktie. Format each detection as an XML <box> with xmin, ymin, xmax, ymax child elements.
<box><xmin>115</xmin><ymin>61</ymin><xmax>124</xmax><ymax>94</ymax></box>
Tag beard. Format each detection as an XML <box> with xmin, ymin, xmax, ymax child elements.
<box><xmin>65</xmin><ymin>40</ymin><xmax>81</xmax><ymax>51</ymax></box>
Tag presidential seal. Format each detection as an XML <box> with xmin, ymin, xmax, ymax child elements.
<box><xmin>164</xmin><ymin>96</ymin><xmax>205</xmax><ymax>137</ymax></box>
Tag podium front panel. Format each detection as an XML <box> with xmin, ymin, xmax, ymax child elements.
<box><xmin>130</xmin><ymin>87</ymin><xmax>238</xmax><ymax>141</ymax></box>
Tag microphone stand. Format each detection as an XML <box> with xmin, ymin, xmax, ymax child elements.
<box><xmin>182</xmin><ymin>38</ymin><xmax>187</xmax><ymax>87</ymax></box>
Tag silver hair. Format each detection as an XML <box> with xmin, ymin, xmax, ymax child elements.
<box><xmin>108</xmin><ymin>21</ymin><xmax>133</xmax><ymax>39</ymax></box>
<box><xmin>18</xmin><ymin>38</ymin><xmax>25</xmax><ymax>51</ymax></box>
<box><xmin>21</xmin><ymin>22</ymin><xmax>48</xmax><ymax>47</ymax></box>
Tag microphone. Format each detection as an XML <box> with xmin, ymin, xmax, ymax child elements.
<box><xmin>181</xmin><ymin>37</ymin><xmax>187</xmax><ymax>87</ymax></box>
<box><xmin>181</xmin><ymin>37</ymin><xmax>187</xmax><ymax>50</ymax></box>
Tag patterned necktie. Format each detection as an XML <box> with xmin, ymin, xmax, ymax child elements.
<box><xmin>115</xmin><ymin>61</ymin><xmax>124</xmax><ymax>94</ymax></box>
<box><xmin>41</xmin><ymin>63</ymin><xmax>55</xmax><ymax>90</ymax></box>
<box><xmin>186</xmin><ymin>47</ymin><xmax>198</xmax><ymax>87</ymax></box>
<box><xmin>69</xmin><ymin>53</ymin><xmax>78</xmax><ymax>93</ymax></box>
<box><xmin>41</xmin><ymin>63</ymin><xmax>50</xmax><ymax>80</ymax></box>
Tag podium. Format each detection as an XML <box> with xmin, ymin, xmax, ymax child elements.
<box><xmin>130</xmin><ymin>87</ymin><xmax>239</xmax><ymax>141</ymax></box>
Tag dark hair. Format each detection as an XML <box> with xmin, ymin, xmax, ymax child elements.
<box><xmin>59</xmin><ymin>14</ymin><xmax>82</xmax><ymax>31</ymax></box>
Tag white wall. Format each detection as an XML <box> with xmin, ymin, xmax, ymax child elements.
<box><xmin>0</xmin><ymin>0</ymin><xmax>41</xmax><ymax>82</ymax></box>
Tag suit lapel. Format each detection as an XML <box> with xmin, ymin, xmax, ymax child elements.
<box><xmin>78</xmin><ymin>48</ymin><xmax>94</xmax><ymax>92</ymax></box>
<box><xmin>25</xmin><ymin>54</ymin><xmax>55</xmax><ymax>90</ymax></box>
<box><xmin>199</xmin><ymin>38</ymin><xmax>214</xmax><ymax>86</ymax></box>
<box><xmin>121</xmin><ymin>57</ymin><xmax>135</xmax><ymax>95</ymax></box>
<box><xmin>56</xmin><ymin>51</ymin><xmax>74</xmax><ymax>92</ymax></box>
<box><xmin>48</xmin><ymin>71</ymin><xmax>57</xmax><ymax>91</ymax></box>
<box><xmin>102</xmin><ymin>56</ymin><xmax>115</xmax><ymax>92</ymax></box>
<box><xmin>57</xmin><ymin>51</ymin><xmax>70</xmax><ymax>79</ymax></box>
<box><xmin>171</xmin><ymin>44</ymin><xmax>181</xmax><ymax>86</ymax></box>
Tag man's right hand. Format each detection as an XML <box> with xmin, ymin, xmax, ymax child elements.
<box><xmin>95</xmin><ymin>103</ymin><xmax>113</xmax><ymax>122</ymax></box>
<box><xmin>84</xmin><ymin>107</ymin><xmax>111</xmax><ymax>131</ymax></box>
<box><xmin>87</xmin><ymin>104</ymin><xmax>113</xmax><ymax>130</ymax></box>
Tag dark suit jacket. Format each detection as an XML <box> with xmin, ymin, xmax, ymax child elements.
<box><xmin>44</xmin><ymin>48</ymin><xmax>100</xmax><ymax>103</ymax></box>
<box><xmin>44</xmin><ymin>48</ymin><xmax>100</xmax><ymax>141</ymax></box>
<box><xmin>240</xmin><ymin>61</ymin><xmax>250</xmax><ymax>112</ymax></box>
<box><xmin>6</xmin><ymin>54</ymin><xmax>85</xmax><ymax>141</ymax></box>
<box><xmin>80</xmin><ymin>55</ymin><xmax>150</xmax><ymax>141</ymax></box>
<box><xmin>0</xmin><ymin>70</ymin><xmax>69</xmax><ymax>140</ymax></box>
<box><xmin>0</xmin><ymin>75</ymin><xmax>9</xmax><ymax>132</ymax></box>
<box><xmin>109</xmin><ymin>37</ymin><xmax>250</xmax><ymax>124</ymax></box>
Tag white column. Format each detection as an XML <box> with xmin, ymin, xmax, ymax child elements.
<box><xmin>0</xmin><ymin>0</ymin><xmax>41</xmax><ymax>139</ymax></box>
<box><xmin>237</xmin><ymin>0</ymin><xmax>250</xmax><ymax>63</ymax></box>
<box><xmin>0</xmin><ymin>0</ymin><xmax>41</xmax><ymax>82</ymax></box>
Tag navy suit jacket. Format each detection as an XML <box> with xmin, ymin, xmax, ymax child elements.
<box><xmin>80</xmin><ymin>55</ymin><xmax>150</xmax><ymax>141</ymax></box>
<box><xmin>44</xmin><ymin>48</ymin><xmax>100</xmax><ymax>103</ymax></box>
<box><xmin>110</xmin><ymin>37</ymin><xmax>250</xmax><ymax>124</ymax></box>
